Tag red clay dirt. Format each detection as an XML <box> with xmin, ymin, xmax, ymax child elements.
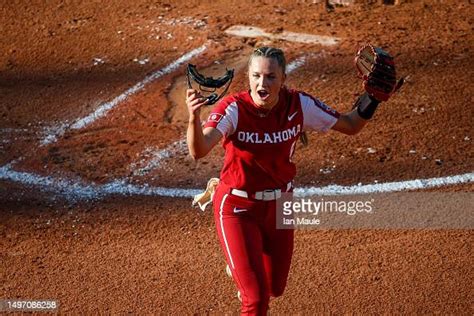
<box><xmin>0</xmin><ymin>0</ymin><xmax>473</xmax><ymax>314</ymax></box>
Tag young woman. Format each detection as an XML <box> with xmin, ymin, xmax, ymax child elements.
<box><xmin>186</xmin><ymin>47</ymin><xmax>384</xmax><ymax>315</ymax></box>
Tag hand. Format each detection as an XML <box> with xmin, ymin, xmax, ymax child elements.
<box><xmin>186</xmin><ymin>89</ymin><xmax>209</xmax><ymax>120</ymax></box>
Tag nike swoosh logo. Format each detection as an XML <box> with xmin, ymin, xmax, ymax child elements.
<box><xmin>288</xmin><ymin>111</ymin><xmax>298</xmax><ymax>121</ymax></box>
<box><xmin>233</xmin><ymin>207</ymin><xmax>248</xmax><ymax>213</ymax></box>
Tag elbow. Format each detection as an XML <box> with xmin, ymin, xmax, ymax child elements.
<box><xmin>189</xmin><ymin>148</ymin><xmax>207</xmax><ymax>161</ymax></box>
<box><xmin>341</xmin><ymin>126</ymin><xmax>360</xmax><ymax>136</ymax></box>
<box><xmin>187</xmin><ymin>143</ymin><xmax>203</xmax><ymax>160</ymax></box>
<box><xmin>347</xmin><ymin>127</ymin><xmax>362</xmax><ymax>136</ymax></box>
<box><xmin>189</xmin><ymin>151</ymin><xmax>202</xmax><ymax>161</ymax></box>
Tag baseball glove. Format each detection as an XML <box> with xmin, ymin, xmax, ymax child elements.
<box><xmin>355</xmin><ymin>44</ymin><xmax>404</xmax><ymax>102</ymax></box>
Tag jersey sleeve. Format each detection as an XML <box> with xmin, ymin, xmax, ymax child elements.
<box><xmin>203</xmin><ymin>99</ymin><xmax>238</xmax><ymax>137</ymax></box>
<box><xmin>299</xmin><ymin>92</ymin><xmax>340</xmax><ymax>132</ymax></box>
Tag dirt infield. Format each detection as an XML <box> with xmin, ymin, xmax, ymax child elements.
<box><xmin>1</xmin><ymin>0</ymin><xmax>473</xmax><ymax>314</ymax></box>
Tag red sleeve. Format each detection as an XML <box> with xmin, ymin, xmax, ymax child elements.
<box><xmin>202</xmin><ymin>96</ymin><xmax>238</xmax><ymax>137</ymax></box>
<box><xmin>203</xmin><ymin>99</ymin><xmax>228</xmax><ymax>129</ymax></box>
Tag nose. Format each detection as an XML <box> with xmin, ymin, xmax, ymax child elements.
<box><xmin>258</xmin><ymin>75</ymin><xmax>270</xmax><ymax>88</ymax></box>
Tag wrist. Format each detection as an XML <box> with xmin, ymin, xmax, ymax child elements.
<box><xmin>188</xmin><ymin>113</ymin><xmax>201</xmax><ymax>124</ymax></box>
<box><xmin>354</xmin><ymin>93</ymin><xmax>381</xmax><ymax>120</ymax></box>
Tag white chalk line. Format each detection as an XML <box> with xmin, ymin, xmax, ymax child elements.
<box><xmin>129</xmin><ymin>139</ymin><xmax>187</xmax><ymax>176</ymax></box>
<box><xmin>0</xmin><ymin>162</ymin><xmax>472</xmax><ymax>201</ymax></box>
<box><xmin>0</xmin><ymin>162</ymin><xmax>200</xmax><ymax>202</ymax></box>
<box><xmin>295</xmin><ymin>173</ymin><xmax>474</xmax><ymax>196</ymax></box>
<box><xmin>126</xmin><ymin>54</ymin><xmax>314</xmax><ymax>176</ymax></box>
<box><xmin>286</xmin><ymin>55</ymin><xmax>308</xmax><ymax>74</ymax></box>
<box><xmin>40</xmin><ymin>44</ymin><xmax>208</xmax><ymax>145</ymax></box>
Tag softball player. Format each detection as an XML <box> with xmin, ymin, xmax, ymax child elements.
<box><xmin>186</xmin><ymin>47</ymin><xmax>378</xmax><ymax>315</ymax></box>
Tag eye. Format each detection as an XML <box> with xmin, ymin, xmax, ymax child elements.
<box><xmin>252</xmin><ymin>74</ymin><xmax>260</xmax><ymax>78</ymax></box>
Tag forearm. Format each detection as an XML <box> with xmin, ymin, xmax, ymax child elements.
<box><xmin>332</xmin><ymin>94</ymin><xmax>376</xmax><ymax>135</ymax></box>
<box><xmin>335</xmin><ymin>110</ymin><xmax>368</xmax><ymax>135</ymax></box>
<box><xmin>353</xmin><ymin>92</ymin><xmax>381</xmax><ymax>120</ymax></box>
<box><xmin>187</xmin><ymin>115</ymin><xmax>206</xmax><ymax>159</ymax></box>
<box><xmin>347</xmin><ymin>108</ymin><xmax>368</xmax><ymax>134</ymax></box>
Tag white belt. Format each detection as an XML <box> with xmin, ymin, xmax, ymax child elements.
<box><xmin>231</xmin><ymin>182</ymin><xmax>292</xmax><ymax>201</ymax></box>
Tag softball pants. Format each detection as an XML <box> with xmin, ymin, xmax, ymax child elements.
<box><xmin>212</xmin><ymin>182</ymin><xmax>294</xmax><ymax>316</ymax></box>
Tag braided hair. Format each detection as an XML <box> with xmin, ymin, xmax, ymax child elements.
<box><xmin>248</xmin><ymin>47</ymin><xmax>287</xmax><ymax>74</ymax></box>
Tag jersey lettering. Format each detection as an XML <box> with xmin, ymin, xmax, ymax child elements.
<box><xmin>236</xmin><ymin>124</ymin><xmax>301</xmax><ymax>144</ymax></box>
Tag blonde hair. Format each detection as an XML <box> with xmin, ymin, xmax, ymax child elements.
<box><xmin>248</xmin><ymin>47</ymin><xmax>286</xmax><ymax>74</ymax></box>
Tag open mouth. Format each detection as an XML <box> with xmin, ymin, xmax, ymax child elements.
<box><xmin>257</xmin><ymin>90</ymin><xmax>270</xmax><ymax>100</ymax></box>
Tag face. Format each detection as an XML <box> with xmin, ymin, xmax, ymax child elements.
<box><xmin>248</xmin><ymin>56</ymin><xmax>286</xmax><ymax>109</ymax></box>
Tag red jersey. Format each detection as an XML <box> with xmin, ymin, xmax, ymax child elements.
<box><xmin>203</xmin><ymin>87</ymin><xmax>339</xmax><ymax>192</ymax></box>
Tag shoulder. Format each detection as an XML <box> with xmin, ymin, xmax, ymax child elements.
<box><xmin>298</xmin><ymin>90</ymin><xmax>330</xmax><ymax>109</ymax></box>
<box><xmin>231</xmin><ymin>90</ymin><xmax>254</xmax><ymax>106</ymax></box>
<box><xmin>214</xmin><ymin>91</ymin><xmax>248</xmax><ymax>109</ymax></box>
<box><xmin>281</xmin><ymin>87</ymin><xmax>309</xmax><ymax>108</ymax></box>
<box><xmin>295</xmin><ymin>90</ymin><xmax>316</xmax><ymax>102</ymax></box>
<box><xmin>298</xmin><ymin>90</ymin><xmax>340</xmax><ymax>119</ymax></box>
<box><xmin>208</xmin><ymin>94</ymin><xmax>239</xmax><ymax>115</ymax></box>
<box><xmin>284</xmin><ymin>87</ymin><xmax>301</xmax><ymax>96</ymax></box>
<box><xmin>204</xmin><ymin>93</ymin><xmax>241</xmax><ymax>132</ymax></box>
